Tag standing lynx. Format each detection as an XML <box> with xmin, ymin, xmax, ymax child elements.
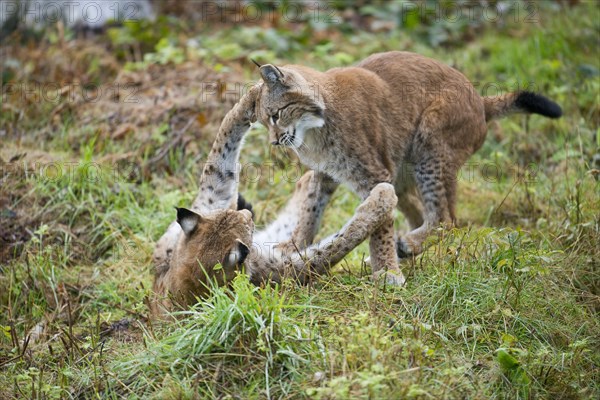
<box><xmin>255</xmin><ymin>51</ymin><xmax>562</xmax><ymax>284</ymax></box>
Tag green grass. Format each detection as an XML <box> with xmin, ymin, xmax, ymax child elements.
<box><xmin>1</xmin><ymin>2</ymin><xmax>599</xmax><ymax>399</ymax></box>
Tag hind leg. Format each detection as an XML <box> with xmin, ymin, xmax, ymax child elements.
<box><xmin>397</xmin><ymin>159</ymin><xmax>450</xmax><ymax>256</ymax></box>
<box><xmin>253</xmin><ymin>172</ymin><xmax>338</xmax><ymax>256</ymax></box>
<box><xmin>397</xmin><ymin>114</ymin><xmax>453</xmax><ymax>257</ymax></box>
<box><xmin>289</xmin><ymin>172</ymin><xmax>338</xmax><ymax>248</ymax></box>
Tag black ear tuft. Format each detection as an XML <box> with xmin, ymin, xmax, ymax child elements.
<box><xmin>251</xmin><ymin>58</ymin><xmax>262</xmax><ymax>68</ymax></box>
<box><xmin>237</xmin><ymin>193</ymin><xmax>254</xmax><ymax>218</ymax></box>
<box><xmin>259</xmin><ymin>64</ymin><xmax>284</xmax><ymax>86</ymax></box>
<box><xmin>176</xmin><ymin>207</ymin><xmax>201</xmax><ymax>236</ymax></box>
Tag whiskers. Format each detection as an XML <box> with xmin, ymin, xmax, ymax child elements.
<box><xmin>282</xmin><ymin>135</ymin><xmax>294</xmax><ymax>147</ymax></box>
<box><xmin>280</xmin><ymin>127</ymin><xmax>303</xmax><ymax>149</ymax></box>
<box><xmin>271</xmin><ymin>126</ymin><xmax>310</xmax><ymax>154</ymax></box>
<box><xmin>280</xmin><ymin>129</ymin><xmax>295</xmax><ymax>147</ymax></box>
<box><xmin>297</xmin><ymin>141</ymin><xmax>310</xmax><ymax>152</ymax></box>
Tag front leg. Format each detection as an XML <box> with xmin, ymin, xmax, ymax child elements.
<box><xmin>370</xmin><ymin>220</ymin><xmax>405</xmax><ymax>286</ymax></box>
<box><xmin>357</xmin><ymin>176</ymin><xmax>406</xmax><ymax>286</ymax></box>
<box><xmin>192</xmin><ymin>84</ymin><xmax>261</xmax><ymax>214</ymax></box>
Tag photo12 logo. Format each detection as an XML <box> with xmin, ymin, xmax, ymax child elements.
<box><xmin>2</xmin><ymin>82</ymin><xmax>139</xmax><ymax>104</ymax></box>
<box><xmin>0</xmin><ymin>1</ymin><xmax>154</xmax><ymax>26</ymax></box>
<box><xmin>200</xmin><ymin>1</ymin><xmax>340</xmax><ymax>24</ymax></box>
<box><xmin>400</xmin><ymin>1</ymin><xmax>538</xmax><ymax>24</ymax></box>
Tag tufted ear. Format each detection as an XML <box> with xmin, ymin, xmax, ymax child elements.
<box><xmin>237</xmin><ymin>193</ymin><xmax>254</xmax><ymax>217</ymax></box>
<box><xmin>176</xmin><ymin>207</ymin><xmax>202</xmax><ymax>236</ymax></box>
<box><xmin>222</xmin><ymin>239</ymin><xmax>250</xmax><ymax>269</ymax></box>
<box><xmin>259</xmin><ymin>64</ymin><xmax>284</xmax><ymax>87</ymax></box>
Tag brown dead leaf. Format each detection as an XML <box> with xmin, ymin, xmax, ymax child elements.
<box><xmin>197</xmin><ymin>112</ymin><xmax>208</xmax><ymax>127</ymax></box>
<box><xmin>112</xmin><ymin>123</ymin><xmax>137</xmax><ymax>140</ymax></box>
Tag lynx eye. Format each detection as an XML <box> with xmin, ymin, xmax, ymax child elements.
<box><xmin>271</xmin><ymin>109</ymin><xmax>281</xmax><ymax>125</ymax></box>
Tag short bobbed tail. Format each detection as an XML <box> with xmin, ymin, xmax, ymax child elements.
<box><xmin>484</xmin><ymin>91</ymin><xmax>562</xmax><ymax>122</ymax></box>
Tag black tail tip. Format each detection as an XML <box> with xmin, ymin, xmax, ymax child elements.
<box><xmin>514</xmin><ymin>91</ymin><xmax>563</xmax><ymax>119</ymax></box>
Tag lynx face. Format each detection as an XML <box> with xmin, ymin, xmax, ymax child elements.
<box><xmin>170</xmin><ymin>207</ymin><xmax>254</xmax><ymax>299</ymax></box>
<box><xmin>257</xmin><ymin>65</ymin><xmax>325</xmax><ymax>148</ymax></box>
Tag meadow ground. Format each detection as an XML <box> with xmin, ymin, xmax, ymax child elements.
<box><xmin>0</xmin><ymin>1</ymin><xmax>599</xmax><ymax>399</ymax></box>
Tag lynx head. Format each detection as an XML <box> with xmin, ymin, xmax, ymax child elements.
<box><xmin>256</xmin><ymin>64</ymin><xmax>325</xmax><ymax>148</ymax></box>
<box><xmin>169</xmin><ymin>207</ymin><xmax>254</xmax><ymax>302</ymax></box>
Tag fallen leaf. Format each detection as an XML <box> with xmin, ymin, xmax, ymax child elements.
<box><xmin>112</xmin><ymin>123</ymin><xmax>137</xmax><ymax>140</ymax></box>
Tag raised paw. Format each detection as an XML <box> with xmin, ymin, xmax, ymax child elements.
<box><xmin>373</xmin><ymin>268</ymin><xmax>406</xmax><ymax>286</ymax></box>
<box><xmin>356</xmin><ymin>183</ymin><xmax>397</xmax><ymax>217</ymax></box>
<box><xmin>370</xmin><ymin>182</ymin><xmax>397</xmax><ymax>204</ymax></box>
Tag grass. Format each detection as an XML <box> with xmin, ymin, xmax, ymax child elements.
<box><xmin>1</xmin><ymin>2</ymin><xmax>599</xmax><ymax>399</ymax></box>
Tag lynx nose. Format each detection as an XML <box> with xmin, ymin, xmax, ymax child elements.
<box><xmin>269</xmin><ymin>131</ymin><xmax>280</xmax><ymax>145</ymax></box>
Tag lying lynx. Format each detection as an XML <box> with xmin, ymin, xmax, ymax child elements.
<box><xmin>151</xmin><ymin>85</ymin><xmax>397</xmax><ymax>314</ymax></box>
<box><xmin>254</xmin><ymin>51</ymin><xmax>562</xmax><ymax>284</ymax></box>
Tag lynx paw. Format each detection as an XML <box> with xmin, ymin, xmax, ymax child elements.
<box><xmin>357</xmin><ymin>183</ymin><xmax>397</xmax><ymax>217</ymax></box>
<box><xmin>396</xmin><ymin>237</ymin><xmax>421</xmax><ymax>259</ymax></box>
<box><xmin>373</xmin><ymin>269</ymin><xmax>406</xmax><ymax>286</ymax></box>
